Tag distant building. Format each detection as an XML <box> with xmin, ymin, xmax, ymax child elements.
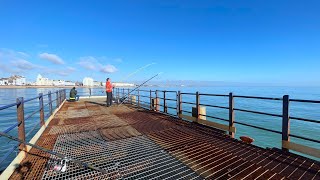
<box><xmin>52</xmin><ymin>80</ymin><xmax>65</xmax><ymax>86</ymax></box>
<box><xmin>1</xmin><ymin>75</ymin><xmax>26</xmax><ymax>85</ymax></box>
<box><xmin>93</xmin><ymin>81</ymin><xmax>102</xmax><ymax>87</ymax></box>
<box><xmin>0</xmin><ymin>78</ymin><xmax>9</xmax><ymax>85</ymax></box>
<box><xmin>83</xmin><ymin>77</ymin><xmax>94</xmax><ymax>86</ymax></box>
<box><xmin>36</xmin><ymin>74</ymin><xmax>52</xmax><ymax>85</ymax></box>
<box><xmin>65</xmin><ymin>81</ymin><xmax>76</xmax><ymax>86</ymax></box>
<box><xmin>113</xmin><ymin>82</ymin><xmax>135</xmax><ymax>87</ymax></box>
<box><xmin>35</xmin><ymin>74</ymin><xmax>75</xmax><ymax>86</ymax></box>
<box><xmin>75</xmin><ymin>81</ymin><xmax>83</xmax><ymax>86</ymax></box>
<box><xmin>15</xmin><ymin>76</ymin><xmax>26</xmax><ymax>85</ymax></box>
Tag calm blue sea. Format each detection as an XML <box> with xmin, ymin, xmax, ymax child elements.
<box><xmin>0</xmin><ymin>86</ymin><xmax>320</xmax><ymax>171</ymax></box>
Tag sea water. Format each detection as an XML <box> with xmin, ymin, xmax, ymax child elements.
<box><xmin>0</xmin><ymin>86</ymin><xmax>319</xmax><ymax>171</ymax></box>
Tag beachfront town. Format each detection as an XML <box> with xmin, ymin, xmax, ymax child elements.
<box><xmin>0</xmin><ymin>74</ymin><xmax>135</xmax><ymax>87</ymax></box>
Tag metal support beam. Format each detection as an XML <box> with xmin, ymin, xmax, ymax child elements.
<box><xmin>229</xmin><ymin>92</ymin><xmax>235</xmax><ymax>138</ymax></box>
<box><xmin>150</xmin><ymin>90</ymin><xmax>152</xmax><ymax>110</ymax></box>
<box><xmin>196</xmin><ymin>91</ymin><xmax>200</xmax><ymax>120</ymax></box>
<box><xmin>164</xmin><ymin>91</ymin><xmax>167</xmax><ymax>113</ymax></box>
<box><xmin>138</xmin><ymin>89</ymin><xmax>140</xmax><ymax>108</ymax></box>
<box><xmin>39</xmin><ymin>93</ymin><xmax>45</xmax><ymax>126</ymax></box>
<box><xmin>56</xmin><ymin>91</ymin><xmax>59</xmax><ymax>107</ymax></box>
<box><xmin>282</xmin><ymin>95</ymin><xmax>290</xmax><ymax>151</ymax></box>
<box><xmin>16</xmin><ymin>97</ymin><xmax>25</xmax><ymax>151</ymax></box>
<box><xmin>48</xmin><ymin>91</ymin><xmax>53</xmax><ymax>115</ymax></box>
<box><xmin>178</xmin><ymin>91</ymin><xmax>182</xmax><ymax>117</ymax></box>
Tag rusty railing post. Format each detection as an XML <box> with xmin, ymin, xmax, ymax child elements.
<box><xmin>56</xmin><ymin>91</ymin><xmax>59</xmax><ymax>107</ymax></box>
<box><xmin>16</xmin><ymin>97</ymin><xmax>26</xmax><ymax>151</ymax></box>
<box><xmin>196</xmin><ymin>91</ymin><xmax>200</xmax><ymax>122</ymax></box>
<box><xmin>282</xmin><ymin>95</ymin><xmax>290</xmax><ymax>151</ymax></box>
<box><xmin>229</xmin><ymin>92</ymin><xmax>235</xmax><ymax>138</ymax></box>
<box><xmin>116</xmin><ymin>88</ymin><xmax>118</xmax><ymax>99</ymax></box>
<box><xmin>164</xmin><ymin>91</ymin><xmax>167</xmax><ymax>113</ymax></box>
<box><xmin>128</xmin><ymin>88</ymin><xmax>130</xmax><ymax>104</ymax></box>
<box><xmin>138</xmin><ymin>89</ymin><xmax>140</xmax><ymax>108</ymax></box>
<box><xmin>39</xmin><ymin>93</ymin><xmax>45</xmax><ymax>126</ymax></box>
<box><xmin>149</xmin><ymin>90</ymin><xmax>152</xmax><ymax>110</ymax></box>
<box><xmin>60</xmin><ymin>90</ymin><xmax>62</xmax><ymax>104</ymax></box>
<box><xmin>48</xmin><ymin>91</ymin><xmax>53</xmax><ymax>115</ymax></box>
<box><xmin>178</xmin><ymin>91</ymin><xmax>182</xmax><ymax>117</ymax></box>
<box><xmin>122</xmin><ymin>88</ymin><xmax>124</xmax><ymax>98</ymax></box>
<box><xmin>61</xmin><ymin>90</ymin><xmax>63</xmax><ymax>103</ymax></box>
<box><xmin>155</xmin><ymin>90</ymin><xmax>159</xmax><ymax>112</ymax></box>
<box><xmin>59</xmin><ymin>90</ymin><xmax>61</xmax><ymax>105</ymax></box>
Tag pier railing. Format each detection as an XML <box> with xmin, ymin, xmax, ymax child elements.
<box><xmin>0</xmin><ymin>89</ymin><xmax>66</xmax><ymax>168</ymax></box>
<box><xmin>115</xmin><ymin>88</ymin><xmax>320</xmax><ymax>159</ymax></box>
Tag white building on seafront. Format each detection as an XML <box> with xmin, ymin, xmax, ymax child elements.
<box><xmin>93</xmin><ymin>81</ymin><xmax>102</xmax><ymax>87</ymax></box>
<box><xmin>113</xmin><ymin>82</ymin><xmax>135</xmax><ymax>87</ymax></box>
<box><xmin>65</xmin><ymin>81</ymin><xmax>76</xmax><ymax>86</ymax></box>
<box><xmin>0</xmin><ymin>75</ymin><xmax>26</xmax><ymax>85</ymax></box>
<box><xmin>36</xmin><ymin>74</ymin><xmax>75</xmax><ymax>86</ymax></box>
<box><xmin>83</xmin><ymin>77</ymin><xmax>94</xmax><ymax>86</ymax></box>
<box><xmin>36</xmin><ymin>74</ymin><xmax>52</xmax><ymax>85</ymax></box>
<box><xmin>0</xmin><ymin>78</ymin><xmax>9</xmax><ymax>85</ymax></box>
<box><xmin>52</xmin><ymin>80</ymin><xmax>65</xmax><ymax>86</ymax></box>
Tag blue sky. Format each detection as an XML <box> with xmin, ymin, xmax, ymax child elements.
<box><xmin>0</xmin><ymin>0</ymin><xmax>319</xmax><ymax>85</ymax></box>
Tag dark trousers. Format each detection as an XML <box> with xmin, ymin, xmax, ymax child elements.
<box><xmin>106</xmin><ymin>92</ymin><xmax>112</xmax><ymax>106</ymax></box>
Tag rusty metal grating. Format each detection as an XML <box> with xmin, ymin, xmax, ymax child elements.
<box><xmin>42</xmin><ymin>131</ymin><xmax>202</xmax><ymax>180</ymax></box>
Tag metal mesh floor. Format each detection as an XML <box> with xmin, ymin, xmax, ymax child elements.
<box><xmin>41</xmin><ymin>131</ymin><xmax>202</xmax><ymax>180</ymax></box>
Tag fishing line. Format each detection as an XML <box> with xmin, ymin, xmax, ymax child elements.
<box><xmin>118</xmin><ymin>72</ymin><xmax>162</xmax><ymax>106</ymax></box>
<box><xmin>120</xmin><ymin>63</ymin><xmax>156</xmax><ymax>82</ymax></box>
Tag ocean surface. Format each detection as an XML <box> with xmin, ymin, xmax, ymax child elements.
<box><xmin>0</xmin><ymin>86</ymin><xmax>320</xmax><ymax>171</ymax></box>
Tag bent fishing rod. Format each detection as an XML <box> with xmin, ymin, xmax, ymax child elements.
<box><xmin>0</xmin><ymin>131</ymin><xmax>108</xmax><ymax>174</ymax></box>
<box><xmin>118</xmin><ymin>72</ymin><xmax>162</xmax><ymax>106</ymax></box>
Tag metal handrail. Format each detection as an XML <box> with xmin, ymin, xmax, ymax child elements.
<box><xmin>289</xmin><ymin>134</ymin><xmax>320</xmax><ymax>143</ymax></box>
<box><xmin>26</xmin><ymin>122</ymin><xmax>39</xmax><ymax>138</ymax></box>
<box><xmin>24</xmin><ymin>108</ymin><xmax>41</xmax><ymax>121</ymax></box>
<box><xmin>166</xmin><ymin>106</ymin><xmax>176</xmax><ymax>110</ymax></box>
<box><xmin>199</xmin><ymin>114</ymin><xmax>229</xmax><ymax>122</ymax></box>
<box><xmin>162</xmin><ymin>98</ymin><xmax>177</xmax><ymax>101</ymax></box>
<box><xmin>199</xmin><ymin>93</ymin><xmax>228</xmax><ymax>97</ymax></box>
<box><xmin>199</xmin><ymin>103</ymin><xmax>229</xmax><ymax>110</ymax></box>
<box><xmin>24</xmin><ymin>96</ymin><xmax>40</xmax><ymax>103</ymax></box>
<box><xmin>0</xmin><ymin>102</ymin><xmax>19</xmax><ymax>111</ymax></box>
<box><xmin>181</xmin><ymin>110</ymin><xmax>192</xmax><ymax>114</ymax></box>
<box><xmin>180</xmin><ymin>92</ymin><xmax>196</xmax><ymax>95</ymax></box>
<box><xmin>156</xmin><ymin>90</ymin><xmax>177</xmax><ymax>93</ymax></box>
<box><xmin>235</xmin><ymin>121</ymin><xmax>282</xmax><ymax>134</ymax></box>
<box><xmin>233</xmin><ymin>108</ymin><xmax>282</xmax><ymax>118</ymax></box>
<box><xmin>3</xmin><ymin>122</ymin><xmax>22</xmax><ymax>134</ymax></box>
<box><xmin>139</xmin><ymin>95</ymin><xmax>150</xmax><ymax>98</ymax></box>
<box><xmin>181</xmin><ymin>101</ymin><xmax>196</xmax><ymax>105</ymax></box>
<box><xmin>290</xmin><ymin>99</ymin><xmax>320</xmax><ymax>103</ymax></box>
<box><xmin>234</xmin><ymin>95</ymin><xmax>282</xmax><ymax>101</ymax></box>
<box><xmin>290</xmin><ymin>116</ymin><xmax>320</xmax><ymax>123</ymax></box>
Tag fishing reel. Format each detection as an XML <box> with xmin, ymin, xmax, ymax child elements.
<box><xmin>46</xmin><ymin>158</ymin><xmax>69</xmax><ymax>173</ymax></box>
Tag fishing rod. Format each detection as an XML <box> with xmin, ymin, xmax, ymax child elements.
<box><xmin>0</xmin><ymin>131</ymin><xmax>108</xmax><ymax>174</ymax></box>
<box><xmin>118</xmin><ymin>72</ymin><xmax>162</xmax><ymax>106</ymax></box>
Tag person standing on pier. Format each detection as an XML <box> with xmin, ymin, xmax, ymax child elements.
<box><xmin>105</xmin><ymin>78</ymin><xmax>113</xmax><ymax>107</ymax></box>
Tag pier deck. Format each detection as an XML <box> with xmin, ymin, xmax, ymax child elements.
<box><xmin>9</xmin><ymin>99</ymin><xmax>320</xmax><ymax>180</ymax></box>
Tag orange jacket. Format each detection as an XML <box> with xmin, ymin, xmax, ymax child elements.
<box><xmin>106</xmin><ymin>81</ymin><xmax>113</xmax><ymax>92</ymax></box>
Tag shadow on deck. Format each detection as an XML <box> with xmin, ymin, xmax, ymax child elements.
<box><xmin>9</xmin><ymin>99</ymin><xmax>320</xmax><ymax>180</ymax></box>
